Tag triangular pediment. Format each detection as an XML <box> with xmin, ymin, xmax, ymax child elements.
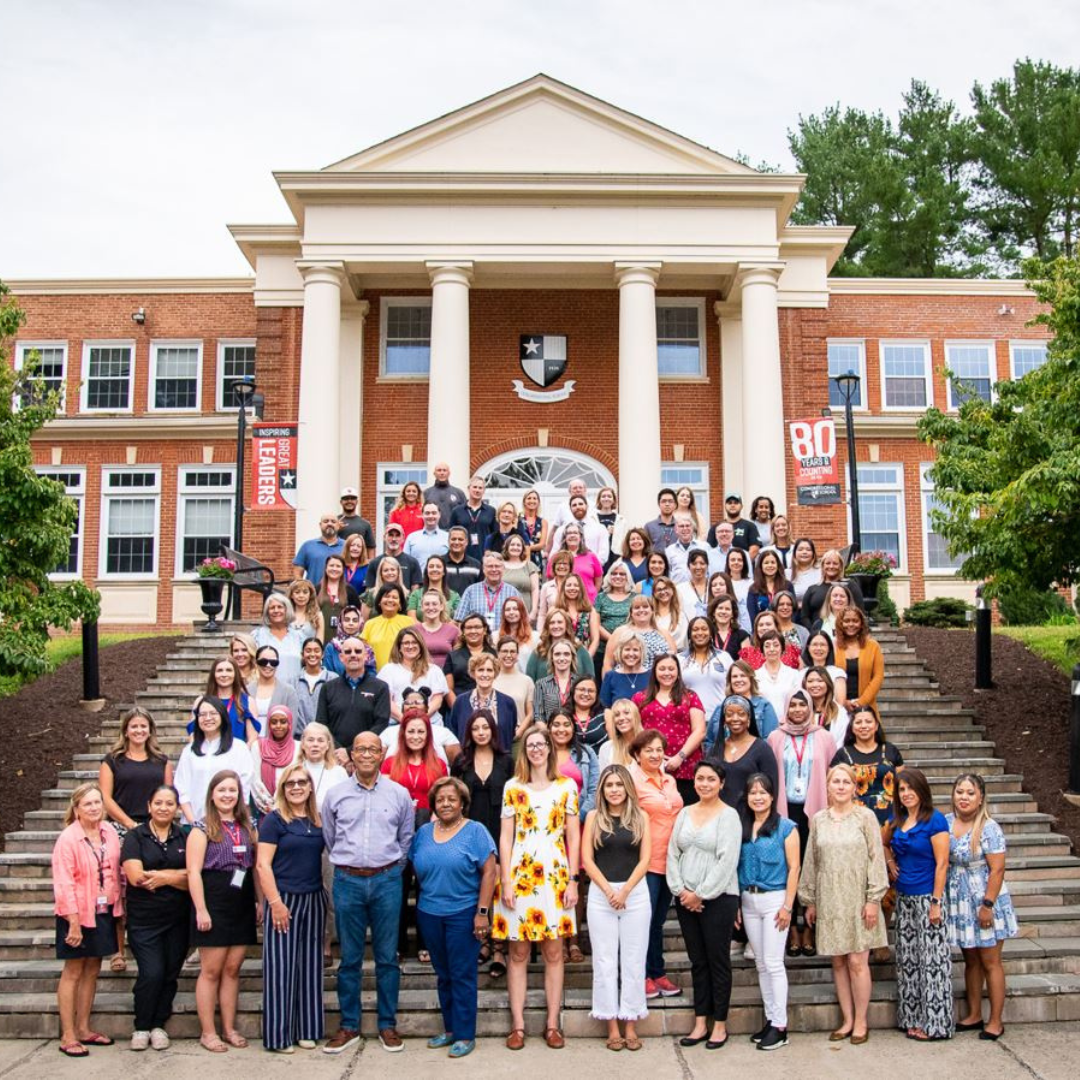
<box><xmin>325</xmin><ymin>74</ymin><xmax>754</xmax><ymax>176</ymax></box>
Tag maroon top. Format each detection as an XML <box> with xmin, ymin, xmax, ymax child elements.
<box><xmin>197</xmin><ymin>820</ymin><xmax>255</xmax><ymax>871</ymax></box>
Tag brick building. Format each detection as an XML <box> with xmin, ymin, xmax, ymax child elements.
<box><xmin>9</xmin><ymin>76</ymin><xmax>1049</xmax><ymax>627</ymax></box>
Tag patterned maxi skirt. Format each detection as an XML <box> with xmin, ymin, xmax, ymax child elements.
<box><xmin>894</xmin><ymin>894</ymin><xmax>955</xmax><ymax>1039</ymax></box>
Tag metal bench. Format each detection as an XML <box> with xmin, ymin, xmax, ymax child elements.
<box><xmin>220</xmin><ymin>545</ymin><xmax>277</xmax><ymax>618</ymax></box>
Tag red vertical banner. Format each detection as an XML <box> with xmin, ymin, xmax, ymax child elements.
<box><xmin>251</xmin><ymin>424</ymin><xmax>298</xmax><ymax>510</ymax></box>
<box><xmin>789</xmin><ymin>417</ymin><xmax>841</xmax><ymax>505</ymax></box>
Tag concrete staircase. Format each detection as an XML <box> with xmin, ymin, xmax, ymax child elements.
<box><xmin>1</xmin><ymin>625</ymin><xmax>1078</xmax><ymax>1039</ymax></box>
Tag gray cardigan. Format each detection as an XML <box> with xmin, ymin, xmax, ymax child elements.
<box><xmin>665</xmin><ymin>804</ymin><xmax>742</xmax><ymax>901</ymax></box>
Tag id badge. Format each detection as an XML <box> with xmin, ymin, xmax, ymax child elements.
<box><xmin>470</xmin><ymin>532</ymin><xmax>479</xmax><ymax>546</ymax></box>
<box><xmin>790</xmin><ymin>777</ymin><xmax>806</xmax><ymax>801</ymax></box>
<box><xmin>96</xmin><ymin>895</ymin><xmax>109</xmax><ymax>913</ymax></box>
<box><xmin>230</xmin><ymin>869</ymin><xmax>247</xmax><ymax>889</ymax></box>
<box><xmin>232</xmin><ymin>845</ymin><xmax>247</xmax><ymax>855</ymax></box>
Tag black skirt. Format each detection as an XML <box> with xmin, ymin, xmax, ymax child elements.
<box><xmin>55</xmin><ymin>913</ymin><xmax>118</xmax><ymax>960</ymax></box>
<box><xmin>191</xmin><ymin>869</ymin><xmax>257</xmax><ymax>948</ymax></box>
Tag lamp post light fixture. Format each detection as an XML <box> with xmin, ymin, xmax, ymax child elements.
<box><xmin>832</xmin><ymin>370</ymin><xmax>862</xmax><ymax>559</ymax></box>
<box><xmin>230</xmin><ymin>376</ymin><xmax>262</xmax><ymax>620</ymax></box>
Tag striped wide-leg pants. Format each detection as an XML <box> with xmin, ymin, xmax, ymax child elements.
<box><xmin>262</xmin><ymin>890</ymin><xmax>328</xmax><ymax>1050</ymax></box>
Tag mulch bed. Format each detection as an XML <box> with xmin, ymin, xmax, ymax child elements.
<box><xmin>901</xmin><ymin>627</ymin><xmax>1080</xmax><ymax>852</ymax></box>
<box><xmin>0</xmin><ymin>636</ymin><xmax>181</xmax><ymax>848</ymax></box>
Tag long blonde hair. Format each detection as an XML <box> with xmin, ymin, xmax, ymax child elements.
<box><xmin>952</xmin><ymin>773</ymin><xmax>991</xmax><ymax>855</ymax></box>
<box><xmin>591</xmin><ymin>765</ymin><xmax>645</xmax><ymax>847</ymax></box>
<box><xmin>63</xmin><ymin>782</ymin><xmax>102</xmax><ymax>827</ymax></box>
<box><xmin>603</xmin><ymin>699</ymin><xmax>642</xmax><ymax>766</ymax></box>
<box><xmin>274</xmin><ymin>763</ymin><xmax>322</xmax><ymax>827</ymax></box>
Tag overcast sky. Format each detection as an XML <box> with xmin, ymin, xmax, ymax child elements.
<box><xmin>3</xmin><ymin>0</ymin><xmax>1077</xmax><ymax>278</ymax></box>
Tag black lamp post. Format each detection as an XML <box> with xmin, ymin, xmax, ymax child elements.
<box><xmin>832</xmin><ymin>370</ymin><xmax>862</xmax><ymax>559</ymax></box>
<box><xmin>230</xmin><ymin>376</ymin><xmax>259</xmax><ymax>620</ymax></box>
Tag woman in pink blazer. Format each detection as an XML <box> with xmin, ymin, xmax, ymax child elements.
<box><xmin>767</xmin><ymin>689</ymin><xmax>833</xmax><ymax>957</ymax></box>
<box><xmin>52</xmin><ymin>782</ymin><xmax>124</xmax><ymax>1057</ymax></box>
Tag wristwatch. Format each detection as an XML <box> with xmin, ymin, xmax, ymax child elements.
<box><xmin>980</xmin><ymin>897</ymin><xmax>994</xmax><ymax>909</ymax></box>
<box><xmin>477</xmin><ymin>906</ymin><xmax>489</xmax><ymax>916</ymax></box>
<box><xmin>570</xmin><ymin>873</ymin><xmax>580</xmax><ymax>882</ymax></box>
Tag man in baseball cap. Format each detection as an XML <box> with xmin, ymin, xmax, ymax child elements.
<box><xmin>362</xmin><ymin>519</ymin><xmax>422</xmax><ymax>592</ymax></box>
<box><xmin>337</xmin><ymin>486</ymin><xmax>375</xmax><ymax>551</ymax></box>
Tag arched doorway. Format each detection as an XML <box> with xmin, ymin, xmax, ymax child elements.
<box><xmin>478</xmin><ymin>449</ymin><xmax>616</xmax><ymax>519</ymax></box>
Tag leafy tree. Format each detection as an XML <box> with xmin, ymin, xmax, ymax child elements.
<box><xmin>918</xmin><ymin>255</ymin><xmax>1080</xmax><ymax>593</ymax></box>
<box><xmin>0</xmin><ymin>281</ymin><xmax>100</xmax><ymax>677</ymax></box>
<box><xmin>971</xmin><ymin>60</ymin><xmax>1080</xmax><ymax>266</ymax></box>
<box><xmin>788</xmin><ymin>105</ymin><xmax>903</xmax><ymax>274</ymax></box>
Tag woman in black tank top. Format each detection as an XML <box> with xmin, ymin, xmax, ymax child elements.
<box><xmin>582</xmin><ymin>765</ymin><xmax>653</xmax><ymax>1051</ymax></box>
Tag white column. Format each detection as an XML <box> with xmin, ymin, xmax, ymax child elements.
<box><xmin>715</xmin><ymin>301</ymin><xmax>744</xmax><ymax>499</ymax></box>
<box><xmin>426</xmin><ymin>262</ymin><xmax>473</xmax><ymax>483</ymax></box>
<box><xmin>338</xmin><ymin>300</ymin><xmax>368</xmax><ymax>496</ymax></box>
<box><xmin>615</xmin><ymin>263</ymin><xmax>662</xmax><ymax>527</ymax></box>
<box><xmin>295</xmin><ymin>262</ymin><xmax>345</xmax><ymax>546</ymax></box>
<box><xmin>739</xmin><ymin>264</ymin><xmax>787</xmax><ymax>513</ymax></box>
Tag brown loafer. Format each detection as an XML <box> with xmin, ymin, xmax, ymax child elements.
<box><xmin>545</xmin><ymin>1028</ymin><xmax>565</xmax><ymax>1049</ymax></box>
<box><xmin>506</xmin><ymin>1029</ymin><xmax>526</xmax><ymax>1050</ymax></box>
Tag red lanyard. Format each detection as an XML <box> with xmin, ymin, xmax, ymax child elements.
<box><xmin>483</xmin><ymin>584</ymin><xmax>500</xmax><ymax>612</ymax></box>
<box><xmin>789</xmin><ymin>733</ymin><xmax>809</xmax><ymax>769</ymax></box>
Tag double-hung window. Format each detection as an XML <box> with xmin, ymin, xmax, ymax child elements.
<box><xmin>921</xmin><ymin>464</ymin><xmax>964</xmax><ymax>573</ymax></box>
<box><xmin>217</xmin><ymin>341</ymin><xmax>256</xmax><ymax>410</ymax></box>
<box><xmin>880</xmin><ymin>341</ymin><xmax>932</xmax><ymax>410</ymax></box>
<box><xmin>850</xmin><ymin>464</ymin><xmax>906</xmax><ymax>570</ymax></box>
<box><xmin>16</xmin><ymin>342</ymin><xmax>67</xmax><ymax>411</ymax></box>
<box><xmin>100</xmin><ymin>468</ymin><xmax>160</xmax><ymax>578</ymax></box>
<box><xmin>1010</xmin><ymin>341</ymin><xmax>1048</xmax><ymax>379</ymax></box>
<box><xmin>827</xmin><ymin>340</ymin><xmax>866</xmax><ymax>408</ymax></box>
<box><xmin>177</xmin><ymin>468</ymin><xmax>235</xmax><ymax>574</ymax></box>
<box><xmin>656</xmin><ymin>299</ymin><xmax>706</xmax><ymax>377</ymax></box>
<box><xmin>82</xmin><ymin>342</ymin><xmax>135</xmax><ymax>413</ymax></box>
<box><xmin>945</xmin><ymin>341</ymin><xmax>995</xmax><ymax>408</ymax></box>
<box><xmin>150</xmin><ymin>341</ymin><xmax>202</xmax><ymax>411</ymax></box>
<box><xmin>35</xmin><ymin>468</ymin><xmax>84</xmax><ymax>576</ymax></box>
<box><xmin>381</xmin><ymin>299</ymin><xmax>431</xmax><ymax>377</ymax></box>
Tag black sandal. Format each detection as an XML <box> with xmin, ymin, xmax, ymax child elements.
<box><xmin>489</xmin><ymin>947</ymin><xmax>507</xmax><ymax>978</ymax></box>
<box><xmin>477</xmin><ymin>941</ymin><xmax>493</xmax><ymax>965</ymax></box>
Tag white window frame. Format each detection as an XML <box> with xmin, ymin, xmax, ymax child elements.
<box><xmin>376</xmin><ymin>462</ymin><xmax>429</xmax><ymax>540</ymax></box>
<box><xmin>175</xmin><ymin>466</ymin><xmax>236</xmax><ymax>577</ymax></box>
<box><xmin>80</xmin><ymin>340</ymin><xmax>136</xmax><ymax>414</ymax></box>
<box><xmin>379</xmin><ymin>297</ymin><xmax>432</xmax><ymax>380</ymax></box>
<box><xmin>945</xmin><ymin>340</ymin><xmax>996</xmax><ymax>410</ymax></box>
<box><xmin>660</xmin><ymin>462</ymin><xmax>711</xmax><ymax>527</ymax></box>
<box><xmin>148</xmin><ymin>339</ymin><xmax>203</xmax><ymax>413</ymax></box>
<box><xmin>878</xmin><ymin>339</ymin><xmax>933</xmax><ymax>412</ymax></box>
<box><xmin>35</xmin><ymin>466</ymin><xmax>85</xmax><ymax>578</ymax></box>
<box><xmin>99</xmin><ymin>467</ymin><xmax>161</xmax><ymax>580</ymax></box>
<box><xmin>846</xmin><ymin>462</ymin><xmax>907</xmax><ymax>572</ymax></box>
<box><xmin>216</xmin><ymin>339</ymin><xmax>257</xmax><ymax>412</ymax></box>
<box><xmin>656</xmin><ymin>297</ymin><xmax>707</xmax><ymax>379</ymax></box>
<box><xmin>1009</xmin><ymin>340</ymin><xmax>1049</xmax><ymax>380</ymax></box>
<box><xmin>15</xmin><ymin>341</ymin><xmax>68</xmax><ymax>411</ymax></box>
<box><xmin>920</xmin><ymin>463</ymin><xmax>964</xmax><ymax>576</ymax></box>
<box><xmin>826</xmin><ymin>339</ymin><xmax>868</xmax><ymax>411</ymax></box>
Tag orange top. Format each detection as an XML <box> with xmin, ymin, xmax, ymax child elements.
<box><xmin>631</xmin><ymin>762</ymin><xmax>684</xmax><ymax>873</ymax></box>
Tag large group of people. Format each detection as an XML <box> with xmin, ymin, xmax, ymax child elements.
<box><xmin>52</xmin><ymin>469</ymin><xmax>1020</xmax><ymax>1056</ymax></box>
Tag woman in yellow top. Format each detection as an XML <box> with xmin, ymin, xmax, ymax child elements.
<box><xmin>360</xmin><ymin>584</ymin><xmax>415</xmax><ymax>670</ymax></box>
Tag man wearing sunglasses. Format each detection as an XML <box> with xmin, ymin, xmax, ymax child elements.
<box><xmin>315</xmin><ymin>637</ymin><xmax>390</xmax><ymax>765</ymax></box>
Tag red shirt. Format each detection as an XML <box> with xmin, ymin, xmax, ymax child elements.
<box><xmin>633</xmin><ymin>690</ymin><xmax>705</xmax><ymax>780</ymax></box>
<box><xmin>389</xmin><ymin>504</ymin><xmax>424</xmax><ymax>539</ymax></box>
<box><xmin>381</xmin><ymin>755</ymin><xmax>447</xmax><ymax>809</ymax></box>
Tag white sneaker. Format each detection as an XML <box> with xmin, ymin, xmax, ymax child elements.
<box><xmin>744</xmin><ymin>943</ymin><xmax>755</xmax><ymax>961</ymax></box>
<box><xmin>130</xmin><ymin>1031</ymin><xmax>150</xmax><ymax>1051</ymax></box>
<box><xmin>297</xmin><ymin>1040</ymin><xmax>317</xmax><ymax>1049</ymax></box>
<box><xmin>270</xmin><ymin>1045</ymin><xmax>295</xmax><ymax>1054</ymax></box>
<box><xmin>149</xmin><ymin>1028</ymin><xmax>170</xmax><ymax>1050</ymax></box>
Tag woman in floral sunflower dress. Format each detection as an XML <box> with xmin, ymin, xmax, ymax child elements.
<box><xmin>496</xmin><ymin>723</ymin><xmax>581</xmax><ymax>1051</ymax></box>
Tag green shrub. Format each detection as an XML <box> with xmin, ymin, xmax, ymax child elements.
<box><xmin>874</xmin><ymin>580</ymin><xmax>898</xmax><ymax>626</ymax></box>
<box><xmin>903</xmin><ymin>597</ymin><xmax>973</xmax><ymax>628</ymax></box>
<box><xmin>994</xmin><ymin>583</ymin><xmax>1071</xmax><ymax>626</ymax></box>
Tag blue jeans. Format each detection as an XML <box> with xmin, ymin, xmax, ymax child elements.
<box><xmin>333</xmin><ymin>866</ymin><xmax>403</xmax><ymax>1031</ymax></box>
<box><xmin>646</xmin><ymin>871</ymin><xmax>672</xmax><ymax>980</ymax></box>
<box><xmin>416</xmin><ymin>906</ymin><xmax>481</xmax><ymax>1041</ymax></box>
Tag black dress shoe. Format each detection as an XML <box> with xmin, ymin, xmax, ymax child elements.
<box><xmin>955</xmin><ymin>1020</ymin><xmax>984</xmax><ymax>1032</ymax></box>
<box><xmin>705</xmin><ymin>1036</ymin><xmax>729</xmax><ymax>1049</ymax></box>
<box><xmin>979</xmin><ymin>1028</ymin><xmax>1004</xmax><ymax>1041</ymax></box>
<box><xmin>679</xmin><ymin>1034</ymin><xmax>708</xmax><ymax>1047</ymax></box>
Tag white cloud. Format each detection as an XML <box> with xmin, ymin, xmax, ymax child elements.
<box><xmin>2</xmin><ymin>0</ymin><xmax>1077</xmax><ymax>276</ymax></box>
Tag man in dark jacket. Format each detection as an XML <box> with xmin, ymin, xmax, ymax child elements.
<box><xmin>316</xmin><ymin>638</ymin><xmax>391</xmax><ymax>763</ymax></box>
<box><xmin>422</xmin><ymin>461</ymin><xmax>466</xmax><ymax>530</ymax></box>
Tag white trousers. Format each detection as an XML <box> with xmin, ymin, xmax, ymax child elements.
<box><xmin>587</xmin><ymin>879</ymin><xmax>651</xmax><ymax>1021</ymax></box>
<box><xmin>741</xmin><ymin>889</ymin><xmax>789</xmax><ymax>1029</ymax></box>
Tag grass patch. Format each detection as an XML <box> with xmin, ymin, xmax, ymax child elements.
<box><xmin>0</xmin><ymin>631</ymin><xmax>183</xmax><ymax>699</ymax></box>
<box><xmin>997</xmin><ymin>625</ymin><xmax>1080</xmax><ymax>677</ymax></box>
